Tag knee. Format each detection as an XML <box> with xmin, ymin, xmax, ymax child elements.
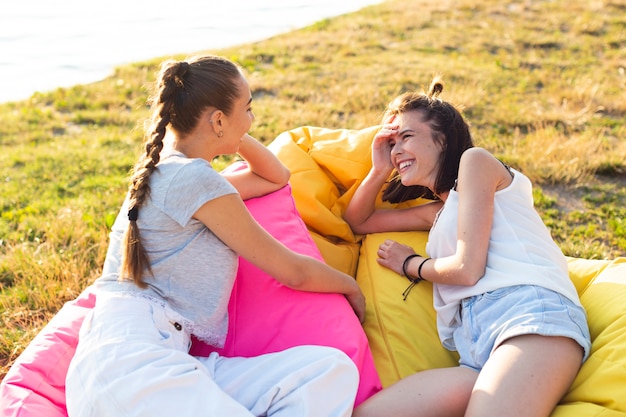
<box><xmin>303</xmin><ymin>345</ymin><xmax>359</xmax><ymax>382</ymax></box>
<box><xmin>321</xmin><ymin>347</ymin><xmax>360</xmax><ymax>398</ymax></box>
<box><xmin>329</xmin><ymin>347</ymin><xmax>358</xmax><ymax>372</ymax></box>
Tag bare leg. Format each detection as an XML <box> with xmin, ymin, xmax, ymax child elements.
<box><xmin>353</xmin><ymin>367</ymin><xmax>478</xmax><ymax>417</ymax></box>
<box><xmin>466</xmin><ymin>335</ymin><xmax>583</xmax><ymax>417</ymax></box>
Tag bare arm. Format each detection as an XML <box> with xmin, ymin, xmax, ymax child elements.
<box><xmin>344</xmin><ymin>124</ymin><xmax>395</xmax><ymax>232</ymax></box>
<box><xmin>377</xmin><ymin>148</ymin><xmax>513</xmax><ymax>286</ymax></box>
<box><xmin>344</xmin><ymin>122</ymin><xmax>440</xmax><ymax>234</ymax></box>
<box><xmin>193</xmin><ymin>194</ymin><xmax>366</xmax><ymax>322</ymax></box>
<box><xmin>223</xmin><ymin>134</ymin><xmax>291</xmax><ymax>200</ymax></box>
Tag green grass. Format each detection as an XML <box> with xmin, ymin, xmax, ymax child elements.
<box><xmin>1</xmin><ymin>0</ymin><xmax>624</xmax><ymax>378</ymax></box>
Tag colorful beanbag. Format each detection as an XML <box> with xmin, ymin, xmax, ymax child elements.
<box><xmin>269</xmin><ymin>125</ymin><xmax>626</xmax><ymax>415</ymax></box>
<box><xmin>0</xmin><ymin>183</ymin><xmax>382</xmax><ymax>416</ymax></box>
<box><xmin>553</xmin><ymin>257</ymin><xmax>626</xmax><ymax>416</ymax></box>
<box><xmin>356</xmin><ymin>232</ymin><xmax>458</xmax><ymax>387</ymax></box>
<box><xmin>188</xmin><ymin>182</ymin><xmax>381</xmax><ymax>405</ymax></box>
<box><xmin>268</xmin><ymin>126</ymin><xmax>460</xmax><ymax>387</ymax></box>
<box><xmin>267</xmin><ymin>125</ymin><xmax>427</xmax><ymax>277</ymax></box>
<box><xmin>0</xmin><ymin>289</ymin><xmax>96</xmax><ymax>417</ymax></box>
<box><xmin>267</xmin><ymin>125</ymin><xmax>378</xmax><ymax>277</ymax></box>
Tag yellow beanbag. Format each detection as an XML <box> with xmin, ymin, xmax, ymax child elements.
<box><xmin>268</xmin><ymin>125</ymin><xmax>378</xmax><ymax>276</ymax></box>
<box><xmin>269</xmin><ymin>125</ymin><xmax>626</xmax><ymax>415</ymax></box>
<box><xmin>268</xmin><ymin>125</ymin><xmax>427</xmax><ymax>276</ymax></box>
<box><xmin>356</xmin><ymin>231</ymin><xmax>459</xmax><ymax>387</ymax></box>
<box><xmin>553</xmin><ymin>257</ymin><xmax>626</xmax><ymax>416</ymax></box>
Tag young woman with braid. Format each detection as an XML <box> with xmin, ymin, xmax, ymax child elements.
<box><xmin>346</xmin><ymin>78</ymin><xmax>591</xmax><ymax>417</ymax></box>
<box><xmin>65</xmin><ymin>55</ymin><xmax>365</xmax><ymax>417</ymax></box>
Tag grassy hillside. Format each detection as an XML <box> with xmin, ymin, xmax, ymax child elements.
<box><xmin>1</xmin><ymin>0</ymin><xmax>624</xmax><ymax>378</ymax></box>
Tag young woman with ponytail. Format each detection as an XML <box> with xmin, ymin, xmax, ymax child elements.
<box><xmin>347</xmin><ymin>77</ymin><xmax>591</xmax><ymax>417</ymax></box>
<box><xmin>65</xmin><ymin>55</ymin><xmax>364</xmax><ymax>417</ymax></box>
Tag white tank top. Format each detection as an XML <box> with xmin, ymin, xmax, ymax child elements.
<box><xmin>426</xmin><ymin>168</ymin><xmax>581</xmax><ymax>350</ymax></box>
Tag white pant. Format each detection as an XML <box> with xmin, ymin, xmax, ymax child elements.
<box><xmin>66</xmin><ymin>294</ymin><xmax>359</xmax><ymax>417</ymax></box>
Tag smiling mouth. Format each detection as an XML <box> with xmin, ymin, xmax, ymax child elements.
<box><xmin>398</xmin><ymin>160</ymin><xmax>413</xmax><ymax>172</ymax></box>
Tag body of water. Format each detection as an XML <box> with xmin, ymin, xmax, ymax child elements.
<box><xmin>0</xmin><ymin>0</ymin><xmax>382</xmax><ymax>104</ymax></box>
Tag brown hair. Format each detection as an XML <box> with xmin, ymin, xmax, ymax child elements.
<box><xmin>382</xmin><ymin>76</ymin><xmax>474</xmax><ymax>203</ymax></box>
<box><xmin>120</xmin><ymin>55</ymin><xmax>243</xmax><ymax>287</ymax></box>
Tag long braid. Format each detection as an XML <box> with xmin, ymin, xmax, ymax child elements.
<box><xmin>119</xmin><ymin>56</ymin><xmax>241</xmax><ymax>288</ymax></box>
<box><xmin>120</xmin><ymin>61</ymin><xmax>185</xmax><ymax>287</ymax></box>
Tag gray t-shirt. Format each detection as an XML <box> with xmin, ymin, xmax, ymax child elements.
<box><xmin>95</xmin><ymin>151</ymin><xmax>239</xmax><ymax>347</ymax></box>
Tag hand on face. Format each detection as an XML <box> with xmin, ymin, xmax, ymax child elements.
<box><xmin>372</xmin><ymin>115</ymin><xmax>398</xmax><ymax>174</ymax></box>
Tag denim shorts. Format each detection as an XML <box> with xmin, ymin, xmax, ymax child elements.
<box><xmin>453</xmin><ymin>285</ymin><xmax>591</xmax><ymax>372</ymax></box>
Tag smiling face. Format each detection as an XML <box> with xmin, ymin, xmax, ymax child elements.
<box><xmin>388</xmin><ymin>110</ymin><xmax>444</xmax><ymax>189</ymax></box>
<box><xmin>380</xmin><ymin>86</ymin><xmax>474</xmax><ymax>203</ymax></box>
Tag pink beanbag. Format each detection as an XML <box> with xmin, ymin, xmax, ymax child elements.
<box><xmin>0</xmin><ymin>184</ymin><xmax>381</xmax><ymax>416</ymax></box>
<box><xmin>0</xmin><ymin>290</ymin><xmax>96</xmax><ymax>417</ymax></box>
<box><xmin>189</xmin><ymin>183</ymin><xmax>381</xmax><ymax>404</ymax></box>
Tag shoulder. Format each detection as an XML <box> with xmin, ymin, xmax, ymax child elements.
<box><xmin>459</xmin><ymin>147</ymin><xmax>507</xmax><ymax>174</ymax></box>
<box><xmin>457</xmin><ymin>148</ymin><xmax>512</xmax><ymax>191</ymax></box>
<box><xmin>460</xmin><ymin>147</ymin><xmax>497</xmax><ymax>165</ymax></box>
<box><xmin>159</xmin><ymin>156</ymin><xmax>220</xmax><ymax>182</ymax></box>
<box><xmin>158</xmin><ymin>157</ymin><xmax>236</xmax><ymax>201</ymax></box>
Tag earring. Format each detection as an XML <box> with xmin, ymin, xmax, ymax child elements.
<box><xmin>218</xmin><ymin>130</ymin><xmax>223</xmax><ymax>138</ymax></box>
